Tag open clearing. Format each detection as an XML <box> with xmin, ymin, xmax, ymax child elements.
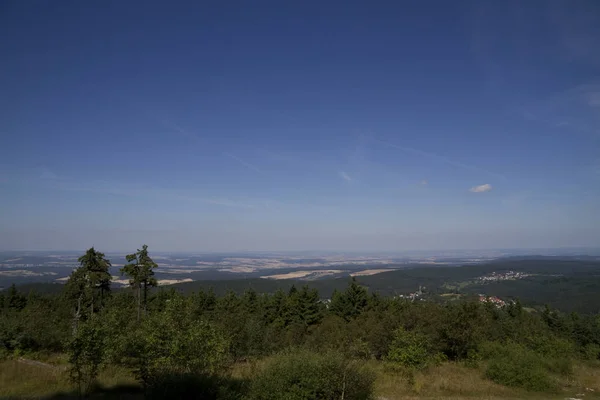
<box><xmin>2</xmin><ymin>358</ymin><xmax>599</xmax><ymax>399</ymax></box>
<box><xmin>261</xmin><ymin>269</ymin><xmax>343</xmax><ymax>280</ymax></box>
<box><xmin>351</xmin><ymin>269</ymin><xmax>397</xmax><ymax>277</ymax></box>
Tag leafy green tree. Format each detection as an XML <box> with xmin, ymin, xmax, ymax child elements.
<box><xmin>121</xmin><ymin>244</ymin><xmax>158</xmax><ymax>321</ymax></box>
<box><xmin>67</xmin><ymin>320</ymin><xmax>106</xmax><ymax>397</ymax></box>
<box><xmin>387</xmin><ymin>327</ymin><xmax>443</xmax><ymax>370</ymax></box>
<box><xmin>438</xmin><ymin>302</ymin><xmax>490</xmax><ymax>360</ymax></box>
<box><xmin>134</xmin><ymin>297</ymin><xmax>229</xmax><ymax>391</ymax></box>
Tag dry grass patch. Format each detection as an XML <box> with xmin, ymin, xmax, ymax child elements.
<box><xmin>370</xmin><ymin>361</ymin><xmax>576</xmax><ymax>400</ymax></box>
<box><xmin>0</xmin><ymin>360</ymin><xmax>69</xmax><ymax>398</ymax></box>
<box><xmin>0</xmin><ymin>360</ymin><xmax>139</xmax><ymax>399</ymax></box>
<box><xmin>571</xmin><ymin>362</ymin><xmax>600</xmax><ymax>394</ymax></box>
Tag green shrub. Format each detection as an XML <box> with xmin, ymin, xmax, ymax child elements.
<box><xmin>463</xmin><ymin>348</ymin><xmax>482</xmax><ymax>368</ymax></box>
<box><xmin>522</xmin><ymin>336</ymin><xmax>574</xmax><ymax>376</ymax></box>
<box><xmin>249</xmin><ymin>350</ymin><xmax>375</xmax><ymax>400</ymax></box>
<box><xmin>481</xmin><ymin>342</ymin><xmax>556</xmax><ymax>392</ymax></box>
<box><xmin>486</xmin><ymin>356</ymin><xmax>555</xmax><ymax>392</ymax></box>
<box><xmin>582</xmin><ymin>343</ymin><xmax>600</xmax><ymax>361</ymax></box>
<box><xmin>525</xmin><ymin>335</ymin><xmax>575</xmax><ymax>359</ymax></box>
<box><xmin>544</xmin><ymin>357</ymin><xmax>573</xmax><ymax>376</ymax></box>
<box><xmin>67</xmin><ymin>321</ymin><xmax>106</xmax><ymax>397</ymax></box>
<box><xmin>133</xmin><ymin>299</ymin><xmax>230</xmax><ymax>390</ymax></box>
<box><xmin>386</xmin><ymin>328</ymin><xmax>445</xmax><ymax>370</ymax></box>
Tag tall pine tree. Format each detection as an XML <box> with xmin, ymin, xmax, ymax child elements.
<box><xmin>65</xmin><ymin>247</ymin><xmax>112</xmax><ymax>335</ymax></box>
<box><xmin>121</xmin><ymin>244</ymin><xmax>158</xmax><ymax>321</ymax></box>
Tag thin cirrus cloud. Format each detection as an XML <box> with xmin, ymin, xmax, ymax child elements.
<box><xmin>373</xmin><ymin>138</ymin><xmax>507</xmax><ymax>180</ymax></box>
<box><xmin>522</xmin><ymin>82</ymin><xmax>600</xmax><ymax>137</ymax></box>
<box><xmin>339</xmin><ymin>171</ymin><xmax>352</xmax><ymax>182</ymax></box>
<box><xmin>39</xmin><ymin>166</ymin><xmax>59</xmax><ymax>180</ymax></box>
<box><xmin>224</xmin><ymin>152</ymin><xmax>262</xmax><ymax>173</ymax></box>
<box><xmin>470</xmin><ymin>183</ymin><xmax>492</xmax><ymax>193</ymax></box>
<box><xmin>36</xmin><ymin>175</ymin><xmax>261</xmax><ymax>209</ymax></box>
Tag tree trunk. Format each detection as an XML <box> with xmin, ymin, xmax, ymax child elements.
<box><xmin>137</xmin><ymin>284</ymin><xmax>141</xmax><ymax>322</ymax></box>
<box><xmin>143</xmin><ymin>281</ymin><xmax>147</xmax><ymax>316</ymax></box>
<box><xmin>72</xmin><ymin>294</ymin><xmax>82</xmax><ymax>337</ymax></box>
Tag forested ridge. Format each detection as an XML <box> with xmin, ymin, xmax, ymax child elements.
<box><xmin>2</xmin><ymin>247</ymin><xmax>600</xmax><ymax>399</ymax></box>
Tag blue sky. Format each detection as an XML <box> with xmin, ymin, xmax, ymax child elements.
<box><xmin>1</xmin><ymin>0</ymin><xmax>599</xmax><ymax>252</ymax></box>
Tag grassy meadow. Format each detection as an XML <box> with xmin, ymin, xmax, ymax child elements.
<box><xmin>2</xmin><ymin>356</ymin><xmax>600</xmax><ymax>399</ymax></box>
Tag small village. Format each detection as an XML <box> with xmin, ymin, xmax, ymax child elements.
<box><xmin>477</xmin><ymin>270</ymin><xmax>531</xmax><ymax>282</ymax></box>
<box><xmin>478</xmin><ymin>294</ymin><xmax>508</xmax><ymax>307</ymax></box>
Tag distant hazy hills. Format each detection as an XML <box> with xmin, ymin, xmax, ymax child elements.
<box><xmin>8</xmin><ymin>258</ymin><xmax>600</xmax><ymax>314</ymax></box>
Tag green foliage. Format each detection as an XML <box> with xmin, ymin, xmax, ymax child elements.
<box><xmin>525</xmin><ymin>334</ymin><xmax>575</xmax><ymax>359</ymax></box>
<box><xmin>249</xmin><ymin>350</ymin><xmax>375</xmax><ymax>400</ymax></box>
<box><xmin>329</xmin><ymin>278</ymin><xmax>368</xmax><ymax>321</ymax></box>
<box><xmin>67</xmin><ymin>320</ymin><xmax>106</xmax><ymax>397</ymax></box>
<box><xmin>386</xmin><ymin>327</ymin><xmax>445</xmax><ymax>370</ymax></box>
<box><xmin>4</xmin><ymin>284</ymin><xmax>27</xmax><ymax>311</ymax></box>
<box><xmin>583</xmin><ymin>343</ymin><xmax>600</xmax><ymax>360</ymax></box>
<box><xmin>133</xmin><ymin>297</ymin><xmax>229</xmax><ymax>389</ymax></box>
<box><xmin>121</xmin><ymin>244</ymin><xmax>158</xmax><ymax>319</ymax></box>
<box><xmin>77</xmin><ymin>247</ymin><xmax>112</xmax><ymax>301</ymax></box>
<box><xmin>5</xmin><ymin>260</ymin><xmax>600</xmax><ymax>396</ymax></box>
<box><xmin>65</xmin><ymin>248</ymin><xmax>112</xmax><ymax>337</ymax></box>
<box><xmin>438</xmin><ymin>301</ymin><xmax>489</xmax><ymax>360</ymax></box>
<box><xmin>481</xmin><ymin>342</ymin><xmax>557</xmax><ymax>392</ymax></box>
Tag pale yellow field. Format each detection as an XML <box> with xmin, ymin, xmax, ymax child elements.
<box><xmin>261</xmin><ymin>269</ymin><xmax>343</xmax><ymax>280</ymax></box>
<box><xmin>351</xmin><ymin>269</ymin><xmax>397</xmax><ymax>277</ymax></box>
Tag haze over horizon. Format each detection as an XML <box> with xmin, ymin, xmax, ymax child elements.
<box><xmin>1</xmin><ymin>1</ymin><xmax>599</xmax><ymax>252</ymax></box>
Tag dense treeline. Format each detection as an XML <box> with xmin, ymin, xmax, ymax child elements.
<box><xmin>1</xmin><ymin>247</ymin><xmax>600</xmax><ymax>398</ymax></box>
<box><xmin>166</xmin><ymin>259</ymin><xmax>600</xmax><ymax>314</ymax></box>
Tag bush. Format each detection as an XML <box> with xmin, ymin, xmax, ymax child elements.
<box><xmin>386</xmin><ymin>328</ymin><xmax>445</xmax><ymax>370</ymax></box>
<box><xmin>544</xmin><ymin>357</ymin><xmax>573</xmax><ymax>376</ymax></box>
<box><xmin>481</xmin><ymin>342</ymin><xmax>556</xmax><ymax>392</ymax></box>
<box><xmin>67</xmin><ymin>320</ymin><xmax>106</xmax><ymax>397</ymax></box>
<box><xmin>249</xmin><ymin>350</ymin><xmax>375</xmax><ymax>400</ymax></box>
<box><xmin>582</xmin><ymin>343</ymin><xmax>600</xmax><ymax>361</ymax></box>
<box><xmin>525</xmin><ymin>335</ymin><xmax>575</xmax><ymax>359</ymax></box>
<box><xmin>133</xmin><ymin>299</ymin><xmax>230</xmax><ymax>390</ymax></box>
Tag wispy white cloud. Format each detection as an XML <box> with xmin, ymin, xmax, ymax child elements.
<box><xmin>420</xmin><ymin>180</ymin><xmax>428</xmax><ymax>186</ymax></box>
<box><xmin>374</xmin><ymin>138</ymin><xmax>506</xmax><ymax>180</ymax></box>
<box><xmin>36</xmin><ymin>175</ymin><xmax>264</xmax><ymax>209</ymax></box>
<box><xmin>470</xmin><ymin>183</ymin><xmax>492</xmax><ymax>193</ymax></box>
<box><xmin>200</xmin><ymin>198</ymin><xmax>255</xmax><ymax>209</ymax></box>
<box><xmin>522</xmin><ymin>82</ymin><xmax>600</xmax><ymax>137</ymax></box>
<box><xmin>339</xmin><ymin>171</ymin><xmax>352</xmax><ymax>182</ymax></box>
<box><xmin>224</xmin><ymin>152</ymin><xmax>262</xmax><ymax>173</ymax></box>
<box><xmin>256</xmin><ymin>148</ymin><xmax>297</xmax><ymax>164</ymax></box>
<box><xmin>39</xmin><ymin>166</ymin><xmax>58</xmax><ymax>180</ymax></box>
<box><xmin>159</xmin><ymin>118</ymin><xmax>203</xmax><ymax>143</ymax></box>
<box><xmin>592</xmin><ymin>159</ymin><xmax>600</xmax><ymax>175</ymax></box>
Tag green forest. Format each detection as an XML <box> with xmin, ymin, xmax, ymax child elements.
<box><xmin>2</xmin><ymin>246</ymin><xmax>600</xmax><ymax>399</ymax></box>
